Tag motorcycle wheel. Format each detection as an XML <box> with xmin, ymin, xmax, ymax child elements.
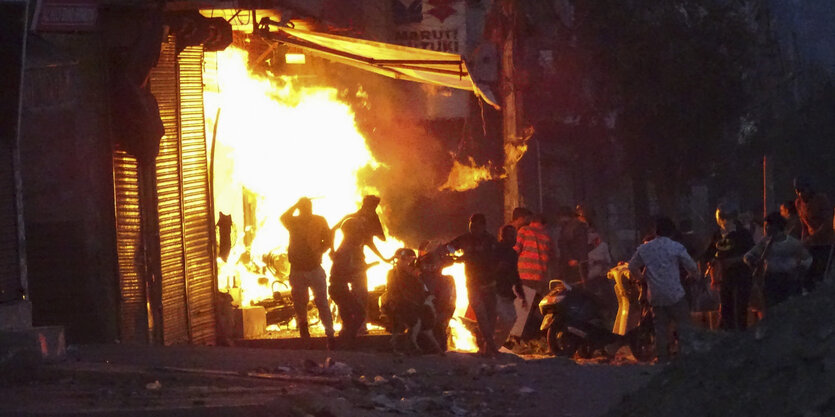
<box><xmin>547</xmin><ymin>326</ymin><xmax>578</xmax><ymax>357</ymax></box>
<box><xmin>629</xmin><ymin>325</ymin><xmax>656</xmax><ymax>362</ymax></box>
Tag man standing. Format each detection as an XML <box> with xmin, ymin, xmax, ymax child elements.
<box><xmin>495</xmin><ymin>225</ymin><xmax>526</xmax><ymax>347</ymax></box>
<box><xmin>328</xmin><ymin>217</ymin><xmax>368</xmax><ymax>346</ymax></box>
<box><xmin>793</xmin><ymin>177</ymin><xmax>833</xmax><ymax>291</ymax></box>
<box><xmin>705</xmin><ymin>204</ymin><xmax>755</xmax><ymax>331</ymax></box>
<box><xmin>280</xmin><ymin>197</ymin><xmax>335</xmax><ymax>346</ymax></box>
<box><xmin>628</xmin><ymin>217</ymin><xmax>699</xmax><ymax>362</ymax></box>
<box><xmin>743</xmin><ymin>212</ymin><xmax>812</xmax><ymax>311</ymax></box>
<box><xmin>333</xmin><ymin>195</ymin><xmax>392</xmax><ymax>334</ymax></box>
<box><xmin>557</xmin><ymin>206</ymin><xmax>589</xmax><ymax>285</ymax></box>
<box><xmin>448</xmin><ymin>213</ymin><xmax>500</xmax><ymax>357</ymax></box>
<box><xmin>514</xmin><ymin>213</ymin><xmax>553</xmax><ymax>296</ymax></box>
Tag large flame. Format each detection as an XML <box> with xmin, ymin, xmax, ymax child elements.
<box><xmin>204</xmin><ymin>47</ymin><xmax>477</xmax><ymax>351</ymax></box>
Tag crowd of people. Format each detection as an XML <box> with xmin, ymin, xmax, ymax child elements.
<box><xmin>629</xmin><ymin>176</ymin><xmax>831</xmax><ymax>362</ymax></box>
<box><xmin>279</xmin><ymin>175</ymin><xmax>833</xmax><ymax>362</ymax></box>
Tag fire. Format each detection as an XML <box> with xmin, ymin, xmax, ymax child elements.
<box><xmin>204</xmin><ymin>47</ymin><xmax>477</xmax><ymax>351</ymax></box>
<box><xmin>438</xmin><ymin>126</ymin><xmax>535</xmax><ymax>192</ymax></box>
<box><xmin>439</xmin><ymin>157</ymin><xmax>504</xmax><ymax>192</ymax></box>
<box><xmin>442</xmin><ymin>262</ymin><xmax>479</xmax><ymax>352</ymax></box>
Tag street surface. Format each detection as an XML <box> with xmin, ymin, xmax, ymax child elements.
<box><xmin>0</xmin><ymin>344</ymin><xmax>658</xmax><ymax>417</ymax></box>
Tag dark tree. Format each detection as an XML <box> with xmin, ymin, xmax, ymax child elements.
<box><xmin>577</xmin><ymin>0</ymin><xmax>759</xmax><ymax>221</ymax></box>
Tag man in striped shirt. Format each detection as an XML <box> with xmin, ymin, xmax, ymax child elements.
<box><xmin>514</xmin><ymin>213</ymin><xmax>553</xmax><ymax>295</ymax></box>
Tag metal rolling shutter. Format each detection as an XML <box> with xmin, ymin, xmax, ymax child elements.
<box><xmin>177</xmin><ymin>46</ymin><xmax>216</xmax><ymax>345</ymax></box>
<box><xmin>147</xmin><ymin>40</ymin><xmax>216</xmax><ymax>345</ymax></box>
<box><xmin>0</xmin><ymin>141</ymin><xmax>21</xmax><ymax>303</ymax></box>
<box><xmin>112</xmin><ymin>147</ymin><xmax>146</xmax><ymax>343</ymax></box>
<box><xmin>151</xmin><ymin>39</ymin><xmax>190</xmax><ymax>345</ymax></box>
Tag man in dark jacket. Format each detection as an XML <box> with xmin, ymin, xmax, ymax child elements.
<box><xmin>704</xmin><ymin>203</ymin><xmax>755</xmax><ymax>331</ymax></box>
<box><xmin>447</xmin><ymin>213</ymin><xmax>500</xmax><ymax>357</ymax></box>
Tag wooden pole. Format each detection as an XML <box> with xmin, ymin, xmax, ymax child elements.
<box><xmin>501</xmin><ymin>0</ymin><xmax>520</xmax><ymax>222</ymax></box>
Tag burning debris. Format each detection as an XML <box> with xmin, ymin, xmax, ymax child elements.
<box><xmin>439</xmin><ymin>157</ymin><xmax>505</xmax><ymax>192</ymax></box>
<box><xmin>438</xmin><ymin>125</ymin><xmax>533</xmax><ymax>192</ymax></box>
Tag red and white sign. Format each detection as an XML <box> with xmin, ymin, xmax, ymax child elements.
<box><xmin>33</xmin><ymin>0</ymin><xmax>98</xmax><ymax>32</ymax></box>
<box><xmin>393</xmin><ymin>0</ymin><xmax>466</xmax><ymax>54</ymax></box>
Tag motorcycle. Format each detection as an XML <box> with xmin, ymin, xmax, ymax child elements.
<box><xmin>369</xmin><ymin>245</ymin><xmax>457</xmax><ymax>350</ymax></box>
<box><xmin>538</xmin><ymin>264</ymin><xmax>655</xmax><ymax>361</ymax></box>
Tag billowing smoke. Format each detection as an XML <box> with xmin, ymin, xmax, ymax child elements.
<box><xmin>271</xmin><ymin>54</ymin><xmax>505</xmax><ymax>248</ymax></box>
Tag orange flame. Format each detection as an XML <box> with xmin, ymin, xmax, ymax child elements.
<box><xmin>439</xmin><ymin>157</ymin><xmax>505</xmax><ymax>192</ymax></box>
<box><xmin>204</xmin><ymin>47</ymin><xmax>477</xmax><ymax>351</ymax></box>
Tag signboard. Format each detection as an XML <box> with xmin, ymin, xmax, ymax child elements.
<box><xmin>393</xmin><ymin>0</ymin><xmax>466</xmax><ymax>53</ymax></box>
<box><xmin>32</xmin><ymin>0</ymin><xmax>98</xmax><ymax>32</ymax></box>
<box><xmin>391</xmin><ymin>0</ymin><xmax>468</xmax><ymax>119</ymax></box>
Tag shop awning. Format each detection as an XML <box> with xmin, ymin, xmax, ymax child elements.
<box><xmin>259</xmin><ymin>23</ymin><xmax>500</xmax><ymax>109</ymax></box>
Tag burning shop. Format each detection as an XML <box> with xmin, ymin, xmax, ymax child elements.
<box><xmin>108</xmin><ymin>2</ymin><xmax>507</xmax><ymax>350</ymax></box>
<box><xmin>203</xmin><ymin>18</ymin><xmax>503</xmax><ymax>350</ymax></box>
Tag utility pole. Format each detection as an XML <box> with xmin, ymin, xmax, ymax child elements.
<box><xmin>501</xmin><ymin>0</ymin><xmax>521</xmax><ymax>222</ymax></box>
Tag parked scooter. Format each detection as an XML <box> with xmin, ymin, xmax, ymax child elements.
<box><xmin>538</xmin><ymin>264</ymin><xmax>655</xmax><ymax>361</ymax></box>
<box><xmin>538</xmin><ymin>280</ymin><xmax>619</xmax><ymax>358</ymax></box>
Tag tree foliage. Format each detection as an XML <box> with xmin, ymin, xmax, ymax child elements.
<box><xmin>576</xmin><ymin>0</ymin><xmax>760</xmax><ymax>212</ymax></box>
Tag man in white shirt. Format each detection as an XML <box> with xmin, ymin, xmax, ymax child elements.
<box><xmin>629</xmin><ymin>216</ymin><xmax>699</xmax><ymax>362</ymax></box>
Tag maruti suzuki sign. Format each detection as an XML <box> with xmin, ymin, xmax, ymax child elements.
<box><xmin>391</xmin><ymin>0</ymin><xmax>469</xmax><ymax>119</ymax></box>
<box><xmin>393</xmin><ymin>0</ymin><xmax>465</xmax><ymax>53</ymax></box>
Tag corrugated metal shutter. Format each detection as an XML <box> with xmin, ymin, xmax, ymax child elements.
<box><xmin>146</xmin><ymin>39</ymin><xmax>216</xmax><ymax>345</ymax></box>
<box><xmin>151</xmin><ymin>39</ymin><xmax>190</xmax><ymax>345</ymax></box>
<box><xmin>0</xmin><ymin>141</ymin><xmax>21</xmax><ymax>303</ymax></box>
<box><xmin>112</xmin><ymin>147</ymin><xmax>147</xmax><ymax>343</ymax></box>
<box><xmin>177</xmin><ymin>45</ymin><xmax>217</xmax><ymax>345</ymax></box>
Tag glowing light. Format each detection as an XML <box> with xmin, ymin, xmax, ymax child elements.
<box><xmin>285</xmin><ymin>53</ymin><xmax>306</xmax><ymax>64</ymax></box>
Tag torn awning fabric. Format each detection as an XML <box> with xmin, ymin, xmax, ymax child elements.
<box><xmin>260</xmin><ymin>25</ymin><xmax>500</xmax><ymax>109</ymax></box>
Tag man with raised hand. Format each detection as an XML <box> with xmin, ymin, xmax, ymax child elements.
<box><xmin>281</xmin><ymin>197</ymin><xmax>335</xmax><ymax>348</ymax></box>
